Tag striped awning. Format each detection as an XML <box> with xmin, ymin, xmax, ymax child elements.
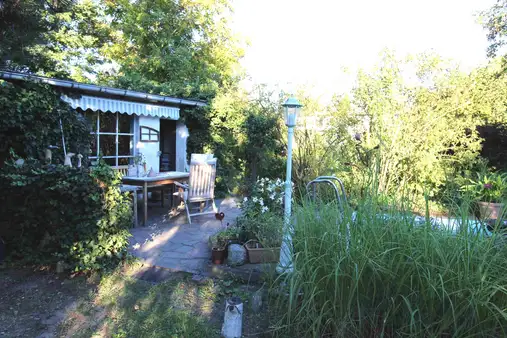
<box><xmin>61</xmin><ymin>94</ymin><xmax>180</xmax><ymax>120</ymax></box>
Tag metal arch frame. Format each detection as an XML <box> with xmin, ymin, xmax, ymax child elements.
<box><xmin>306</xmin><ymin>176</ymin><xmax>347</xmax><ymax>209</ymax></box>
<box><xmin>306</xmin><ymin>175</ymin><xmax>351</xmax><ymax>251</ymax></box>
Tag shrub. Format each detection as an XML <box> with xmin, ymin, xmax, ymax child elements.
<box><xmin>0</xmin><ymin>160</ymin><xmax>132</xmax><ymax>271</ymax></box>
<box><xmin>183</xmin><ymin>85</ymin><xmax>286</xmax><ymax>195</ymax></box>
<box><xmin>0</xmin><ymin>80</ymin><xmax>93</xmax><ymax>166</ymax></box>
<box><xmin>270</xmin><ymin>198</ymin><xmax>507</xmax><ymax>337</ymax></box>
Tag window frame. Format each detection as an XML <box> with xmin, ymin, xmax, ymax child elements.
<box><xmin>140</xmin><ymin>126</ymin><xmax>159</xmax><ymax>142</ymax></box>
<box><xmin>88</xmin><ymin>111</ymin><xmax>135</xmax><ymax>167</ymax></box>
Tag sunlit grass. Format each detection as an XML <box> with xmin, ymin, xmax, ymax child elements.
<box><xmin>59</xmin><ymin>269</ymin><xmax>220</xmax><ymax>338</ymax></box>
<box><xmin>270</xmin><ymin>197</ymin><xmax>507</xmax><ymax>337</ymax></box>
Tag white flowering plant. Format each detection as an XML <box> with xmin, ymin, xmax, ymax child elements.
<box><xmin>240</xmin><ymin>177</ymin><xmax>285</xmax><ymax>218</ymax></box>
<box><xmin>237</xmin><ymin>177</ymin><xmax>287</xmax><ymax>247</ymax></box>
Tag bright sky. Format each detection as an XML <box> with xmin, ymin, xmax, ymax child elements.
<box><xmin>232</xmin><ymin>0</ymin><xmax>496</xmax><ymax>99</ymax></box>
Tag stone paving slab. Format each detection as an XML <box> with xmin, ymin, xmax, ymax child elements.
<box><xmin>129</xmin><ymin>197</ymin><xmax>242</xmax><ymax>274</ymax></box>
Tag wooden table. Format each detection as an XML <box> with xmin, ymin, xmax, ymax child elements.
<box><xmin>122</xmin><ymin>172</ymin><xmax>189</xmax><ymax>225</ymax></box>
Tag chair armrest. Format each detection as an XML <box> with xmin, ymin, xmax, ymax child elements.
<box><xmin>120</xmin><ymin>185</ymin><xmax>142</xmax><ymax>193</ymax></box>
<box><xmin>174</xmin><ymin>181</ymin><xmax>189</xmax><ymax>189</ymax></box>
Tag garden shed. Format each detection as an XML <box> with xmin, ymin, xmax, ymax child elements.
<box><xmin>0</xmin><ymin>71</ymin><xmax>206</xmax><ymax>172</ymax></box>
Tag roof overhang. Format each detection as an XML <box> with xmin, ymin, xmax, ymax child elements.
<box><xmin>0</xmin><ymin>71</ymin><xmax>207</xmax><ymax>120</ymax></box>
<box><xmin>62</xmin><ymin>94</ymin><xmax>180</xmax><ymax>119</ymax></box>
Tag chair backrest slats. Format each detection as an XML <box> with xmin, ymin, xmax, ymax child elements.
<box><xmin>190</xmin><ymin>153</ymin><xmax>214</xmax><ymax>162</ymax></box>
<box><xmin>188</xmin><ymin>158</ymin><xmax>217</xmax><ymax>200</ymax></box>
<box><xmin>112</xmin><ymin>165</ymin><xmax>129</xmax><ymax>178</ymax></box>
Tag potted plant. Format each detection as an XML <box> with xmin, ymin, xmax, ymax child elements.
<box><xmin>463</xmin><ymin>171</ymin><xmax>507</xmax><ymax>220</ymax></box>
<box><xmin>208</xmin><ymin>226</ymin><xmax>242</xmax><ymax>264</ymax></box>
<box><xmin>209</xmin><ymin>233</ymin><xmax>227</xmax><ymax>264</ymax></box>
<box><xmin>242</xmin><ymin>212</ymin><xmax>283</xmax><ymax>263</ymax></box>
<box><xmin>238</xmin><ymin>177</ymin><xmax>285</xmax><ymax>263</ymax></box>
<box><xmin>208</xmin><ymin>225</ymin><xmax>242</xmax><ymax>249</ymax></box>
<box><xmin>244</xmin><ymin>240</ymin><xmax>280</xmax><ymax>264</ymax></box>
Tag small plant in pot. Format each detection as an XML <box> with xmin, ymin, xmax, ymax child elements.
<box><xmin>241</xmin><ymin>212</ymin><xmax>283</xmax><ymax>263</ymax></box>
<box><xmin>210</xmin><ymin>233</ymin><xmax>227</xmax><ymax>265</ymax></box>
<box><xmin>463</xmin><ymin>171</ymin><xmax>507</xmax><ymax>220</ymax></box>
<box><xmin>238</xmin><ymin>177</ymin><xmax>285</xmax><ymax>263</ymax></box>
<box><xmin>209</xmin><ymin>226</ymin><xmax>242</xmax><ymax>264</ymax></box>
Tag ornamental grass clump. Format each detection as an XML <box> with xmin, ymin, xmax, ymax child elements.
<box><xmin>270</xmin><ymin>197</ymin><xmax>507</xmax><ymax>337</ymax></box>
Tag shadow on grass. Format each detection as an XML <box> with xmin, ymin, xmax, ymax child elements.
<box><xmin>58</xmin><ymin>262</ymin><xmax>273</xmax><ymax>338</ymax></box>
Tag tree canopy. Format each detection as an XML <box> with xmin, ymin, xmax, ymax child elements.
<box><xmin>0</xmin><ymin>0</ymin><xmax>110</xmax><ymax>78</ymax></box>
<box><xmin>481</xmin><ymin>0</ymin><xmax>507</xmax><ymax>58</ymax></box>
<box><xmin>0</xmin><ymin>0</ymin><xmax>244</xmax><ymax>99</ymax></box>
<box><xmin>101</xmin><ymin>0</ymin><xmax>244</xmax><ymax>99</ymax></box>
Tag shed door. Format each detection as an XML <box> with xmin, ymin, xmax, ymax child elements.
<box><xmin>159</xmin><ymin>119</ymin><xmax>176</xmax><ymax>172</ymax></box>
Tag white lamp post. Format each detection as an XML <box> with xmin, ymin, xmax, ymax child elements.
<box><xmin>276</xmin><ymin>96</ymin><xmax>302</xmax><ymax>274</ymax></box>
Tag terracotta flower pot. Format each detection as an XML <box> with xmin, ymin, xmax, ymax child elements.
<box><xmin>211</xmin><ymin>247</ymin><xmax>226</xmax><ymax>265</ymax></box>
<box><xmin>477</xmin><ymin>201</ymin><xmax>504</xmax><ymax>220</ymax></box>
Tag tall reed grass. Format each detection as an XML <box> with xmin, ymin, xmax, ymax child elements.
<box><xmin>270</xmin><ymin>196</ymin><xmax>507</xmax><ymax>337</ymax></box>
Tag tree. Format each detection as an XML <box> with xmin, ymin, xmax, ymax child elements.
<box><xmin>100</xmin><ymin>0</ymin><xmax>245</xmax><ymax>99</ymax></box>
<box><xmin>0</xmin><ymin>0</ymin><xmax>111</xmax><ymax>79</ymax></box>
<box><xmin>480</xmin><ymin>0</ymin><xmax>507</xmax><ymax>58</ymax></box>
<box><xmin>320</xmin><ymin>51</ymin><xmax>491</xmax><ymax>207</ymax></box>
<box><xmin>0</xmin><ymin>0</ymin><xmax>58</xmax><ymax>71</ymax></box>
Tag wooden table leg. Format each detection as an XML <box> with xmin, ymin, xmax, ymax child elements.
<box><xmin>143</xmin><ymin>182</ymin><xmax>148</xmax><ymax>226</ymax></box>
<box><xmin>169</xmin><ymin>184</ymin><xmax>174</xmax><ymax>208</ymax></box>
<box><xmin>133</xmin><ymin>191</ymin><xmax>138</xmax><ymax>228</ymax></box>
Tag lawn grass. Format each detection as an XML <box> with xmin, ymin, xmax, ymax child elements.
<box><xmin>59</xmin><ymin>268</ymin><xmax>219</xmax><ymax>337</ymax></box>
<box><xmin>58</xmin><ymin>262</ymin><xmax>271</xmax><ymax>337</ymax></box>
<box><xmin>1</xmin><ymin>260</ymin><xmax>271</xmax><ymax>337</ymax></box>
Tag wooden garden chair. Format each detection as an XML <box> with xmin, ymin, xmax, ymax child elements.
<box><xmin>174</xmin><ymin>158</ymin><xmax>218</xmax><ymax>224</ymax></box>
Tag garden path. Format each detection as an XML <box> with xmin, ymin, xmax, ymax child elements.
<box><xmin>129</xmin><ymin>197</ymin><xmax>242</xmax><ymax>274</ymax></box>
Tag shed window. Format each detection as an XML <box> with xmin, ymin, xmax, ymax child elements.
<box><xmin>140</xmin><ymin>126</ymin><xmax>159</xmax><ymax>142</ymax></box>
<box><xmin>84</xmin><ymin>110</ymin><xmax>134</xmax><ymax>167</ymax></box>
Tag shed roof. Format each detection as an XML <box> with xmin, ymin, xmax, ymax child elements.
<box><xmin>0</xmin><ymin>71</ymin><xmax>207</xmax><ymax>107</ymax></box>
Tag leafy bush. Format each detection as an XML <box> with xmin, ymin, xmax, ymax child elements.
<box><xmin>270</xmin><ymin>198</ymin><xmax>507</xmax><ymax>337</ymax></box>
<box><xmin>0</xmin><ymin>80</ymin><xmax>93</xmax><ymax>166</ymax></box>
<box><xmin>243</xmin><ymin>112</ymin><xmax>286</xmax><ymax>185</ymax></box>
<box><xmin>0</xmin><ymin>160</ymin><xmax>132</xmax><ymax>271</ymax></box>
<box><xmin>0</xmin><ymin>80</ymin><xmax>131</xmax><ymax>271</ymax></box>
<box><xmin>183</xmin><ymin>86</ymin><xmax>286</xmax><ymax>195</ymax></box>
